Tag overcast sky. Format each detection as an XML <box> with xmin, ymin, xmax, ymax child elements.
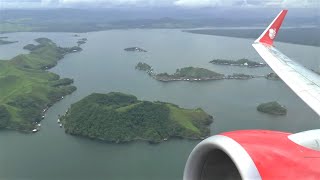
<box><xmin>0</xmin><ymin>0</ymin><xmax>319</xmax><ymax>9</ymax></box>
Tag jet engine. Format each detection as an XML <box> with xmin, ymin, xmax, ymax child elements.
<box><xmin>183</xmin><ymin>130</ymin><xmax>320</xmax><ymax>180</ymax></box>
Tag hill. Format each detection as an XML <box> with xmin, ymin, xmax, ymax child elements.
<box><xmin>257</xmin><ymin>101</ymin><xmax>287</xmax><ymax>115</ymax></box>
<box><xmin>61</xmin><ymin>92</ymin><xmax>213</xmax><ymax>143</ymax></box>
<box><xmin>0</xmin><ymin>38</ymin><xmax>79</xmax><ymax>132</ymax></box>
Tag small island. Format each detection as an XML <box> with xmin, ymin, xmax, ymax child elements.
<box><xmin>135</xmin><ymin>62</ymin><xmax>153</xmax><ymax>72</ymax></box>
<box><xmin>135</xmin><ymin>62</ymin><xmax>259</xmax><ymax>82</ymax></box>
<box><xmin>0</xmin><ymin>37</ymin><xmax>18</xmax><ymax>45</ymax></box>
<box><xmin>0</xmin><ymin>38</ymin><xmax>80</xmax><ymax>132</ymax></box>
<box><xmin>124</xmin><ymin>47</ymin><xmax>147</xmax><ymax>52</ymax></box>
<box><xmin>257</xmin><ymin>101</ymin><xmax>287</xmax><ymax>115</ymax></box>
<box><xmin>61</xmin><ymin>92</ymin><xmax>213</xmax><ymax>143</ymax></box>
<box><xmin>227</xmin><ymin>73</ymin><xmax>255</xmax><ymax>80</ymax></box>
<box><xmin>210</xmin><ymin>58</ymin><xmax>266</xmax><ymax>68</ymax></box>
<box><xmin>265</xmin><ymin>73</ymin><xmax>281</xmax><ymax>80</ymax></box>
<box><xmin>156</xmin><ymin>67</ymin><xmax>225</xmax><ymax>82</ymax></box>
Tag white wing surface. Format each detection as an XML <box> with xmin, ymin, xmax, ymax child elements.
<box><xmin>253</xmin><ymin>10</ymin><xmax>320</xmax><ymax>116</ymax></box>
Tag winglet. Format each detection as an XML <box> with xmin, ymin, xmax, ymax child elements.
<box><xmin>255</xmin><ymin>10</ymin><xmax>288</xmax><ymax>46</ymax></box>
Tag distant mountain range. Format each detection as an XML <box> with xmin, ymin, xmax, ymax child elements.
<box><xmin>0</xmin><ymin>8</ymin><xmax>318</xmax><ymax>33</ymax></box>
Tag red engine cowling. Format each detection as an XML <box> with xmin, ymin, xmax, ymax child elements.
<box><xmin>183</xmin><ymin>130</ymin><xmax>320</xmax><ymax>180</ymax></box>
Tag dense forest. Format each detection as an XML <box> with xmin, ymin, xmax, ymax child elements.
<box><xmin>61</xmin><ymin>92</ymin><xmax>213</xmax><ymax>143</ymax></box>
<box><xmin>210</xmin><ymin>58</ymin><xmax>266</xmax><ymax>68</ymax></box>
<box><xmin>257</xmin><ymin>101</ymin><xmax>287</xmax><ymax>115</ymax></box>
<box><xmin>156</xmin><ymin>67</ymin><xmax>224</xmax><ymax>80</ymax></box>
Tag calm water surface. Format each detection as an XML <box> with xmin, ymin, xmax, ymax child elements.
<box><xmin>0</xmin><ymin>29</ymin><xmax>319</xmax><ymax>180</ymax></box>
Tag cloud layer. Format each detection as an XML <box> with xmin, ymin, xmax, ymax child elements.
<box><xmin>0</xmin><ymin>0</ymin><xmax>319</xmax><ymax>8</ymax></box>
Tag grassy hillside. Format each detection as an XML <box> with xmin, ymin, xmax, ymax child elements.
<box><xmin>61</xmin><ymin>92</ymin><xmax>213</xmax><ymax>143</ymax></box>
<box><xmin>0</xmin><ymin>38</ymin><xmax>79</xmax><ymax>132</ymax></box>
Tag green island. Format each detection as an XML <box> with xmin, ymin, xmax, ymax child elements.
<box><xmin>0</xmin><ymin>38</ymin><xmax>80</xmax><ymax>132</ymax></box>
<box><xmin>135</xmin><ymin>62</ymin><xmax>259</xmax><ymax>82</ymax></box>
<box><xmin>60</xmin><ymin>92</ymin><xmax>213</xmax><ymax>143</ymax></box>
<box><xmin>124</xmin><ymin>47</ymin><xmax>147</xmax><ymax>52</ymax></box>
<box><xmin>156</xmin><ymin>67</ymin><xmax>225</xmax><ymax>81</ymax></box>
<box><xmin>0</xmin><ymin>37</ymin><xmax>18</xmax><ymax>45</ymax></box>
<box><xmin>135</xmin><ymin>62</ymin><xmax>153</xmax><ymax>71</ymax></box>
<box><xmin>210</xmin><ymin>58</ymin><xmax>266</xmax><ymax>68</ymax></box>
<box><xmin>257</xmin><ymin>101</ymin><xmax>287</xmax><ymax>115</ymax></box>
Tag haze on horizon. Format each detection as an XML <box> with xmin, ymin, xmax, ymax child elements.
<box><xmin>0</xmin><ymin>0</ymin><xmax>319</xmax><ymax>9</ymax></box>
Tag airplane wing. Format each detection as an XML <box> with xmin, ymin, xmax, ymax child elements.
<box><xmin>252</xmin><ymin>10</ymin><xmax>320</xmax><ymax>116</ymax></box>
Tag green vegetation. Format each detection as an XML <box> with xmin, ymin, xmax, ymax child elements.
<box><xmin>210</xmin><ymin>58</ymin><xmax>266</xmax><ymax>68</ymax></box>
<box><xmin>227</xmin><ymin>73</ymin><xmax>254</xmax><ymax>80</ymax></box>
<box><xmin>0</xmin><ymin>22</ymin><xmax>36</xmax><ymax>33</ymax></box>
<box><xmin>156</xmin><ymin>67</ymin><xmax>224</xmax><ymax>81</ymax></box>
<box><xmin>49</xmin><ymin>78</ymin><xmax>74</xmax><ymax>87</ymax></box>
<box><xmin>135</xmin><ymin>62</ymin><xmax>261</xmax><ymax>82</ymax></box>
<box><xmin>61</xmin><ymin>92</ymin><xmax>213</xmax><ymax>143</ymax></box>
<box><xmin>0</xmin><ymin>105</ymin><xmax>10</xmax><ymax>128</ymax></box>
<box><xmin>124</xmin><ymin>47</ymin><xmax>147</xmax><ymax>52</ymax></box>
<box><xmin>257</xmin><ymin>101</ymin><xmax>287</xmax><ymax>115</ymax></box>
<box><xmin>135</xmin><ymin>62</ymin><xmax>152</xmax><ymax>71</ymax></box>
<box><xmin>0</xmin><ymin>38</ymin><xmax>79</xmax><ymax>132</ymax></box>
<box><xmin>174</xmin><ymin>67</ymin><xmax>224</xmax><ymax>79</ymax></box>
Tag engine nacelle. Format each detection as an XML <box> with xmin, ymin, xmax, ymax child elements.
<box><xmin>184</xmin><ymin>130</ymin><xmax>320</xmax><ymax>180</ymax></box>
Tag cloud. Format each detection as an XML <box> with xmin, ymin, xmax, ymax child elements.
<box><xmin>174</xmin><ymin>0</ymin><xmax>244</xmax><ymax>7</ymax></box>
<box><xmin>0</xmin><ymin>0</ymin><xmax>319</xmax><ymax>8</ymax></box>
<box><xmin>281</xmin><ymin>0</ymin><xmax>319</xmax><ymax>7</ymax></box>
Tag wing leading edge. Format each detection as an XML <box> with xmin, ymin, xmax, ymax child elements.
<box><xmin>253</xmin><ymin>10</ymin><xmax>320</xmax><ymax>116</ymax></box>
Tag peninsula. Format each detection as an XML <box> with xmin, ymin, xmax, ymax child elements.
<box><xmin>61</xmin><ymin>92</ymin><xmax>213</xmax><ymax>143</ymax></box>
<box><xmin>210</xmin><ymin>58</ymin><xmax>266</xmax><ymax>68</ymax></box>
<box><xmin>0</xmin><ymin>38</ymin><xmax>80</xmax><ymax>132</ymax></box>
<box><xmin>257</xmin><ymin>101</ymin><xmax>287</xmax><ymax>115</ymax></box>
<box><xmin>124</xmin><ymin>47</ymin><xmax>147</xmax><ymax>52</ymax></box>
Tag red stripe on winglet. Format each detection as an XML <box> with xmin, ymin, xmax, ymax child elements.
<box><xmin>259</xmin><ymin>10</ymin><xmax>288</xmax><ymax>46</ymax></box>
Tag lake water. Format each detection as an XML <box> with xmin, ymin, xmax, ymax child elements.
<box><xmin>0</xmin><ymin>29</ymin><xmax>319</xmax><ymax>180</ymax></box>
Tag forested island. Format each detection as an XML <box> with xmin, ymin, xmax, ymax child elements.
<box><xmin>257</xmin><ymin>101</ymin><xmax>287</xmax><ymax>115</ymax></box>
<box><xmin>210</xmin><ymin>58</ymin><xmax>266</xmax><ymax>68</ymax></box>
<box><xmin>136</xmin><ymin>62</ymin><xmax>259</xmax><ymax>82</ymax></box>
<box><xmin>0</xmin><ymin>37</ymin><xmax>18</xmax><ymax>45</ymax></box>
<box><xmin>156</xmin><ymin>67</ymin><xmax>225</xmax><ymax>81</ymax></box>
<box><xmin>124</xmin><ymin>47</ymin><xmax>147</xmax><ymax>52</ymax></box>
<box><xmin>61</xmin><ymin>92</ymin><xmax>213</xmax><ymax>143</ymax></box>
<box><xmin>0</xmin><ymin>38</ymin><xmax>80</xmax><ymax>132</ymax></box>
<box><xmin>135</xmin><ymin>62</ymin><xmax>153</xmax><ymax>71</ymax></box>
